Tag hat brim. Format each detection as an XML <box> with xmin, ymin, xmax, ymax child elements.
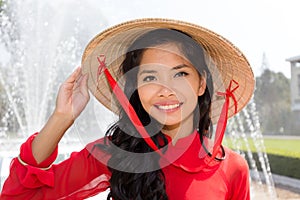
<box><xmin>81</xmin><ymin>18</ymin><xmax>255</xmax><ymax>124</ymax></box>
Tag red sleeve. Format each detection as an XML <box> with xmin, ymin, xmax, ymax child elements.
<box><xmin>0</xmin><ymin>133</ymin><xmax>111</xmax><ymax>199</ymax></box>
<box><xmin>225</xmin><ymin>148</ymin><xmax>250</xmax><ymax>200</ymax></box>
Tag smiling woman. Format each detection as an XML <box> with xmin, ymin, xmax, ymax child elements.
<box><xmin>1</xmin><ymin>18</ymin><xmax>254</xmax><ymax>200</ymax></box>
<box><xmin>137</xmin><ymin>44</ymin><xmax>206</xmax><ymax>140</ymax></box>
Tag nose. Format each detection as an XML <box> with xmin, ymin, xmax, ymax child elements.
<box><xmin>157</xmin><ymin>84</ymin><xmax>175</xmax><ymax>97</ymax></box>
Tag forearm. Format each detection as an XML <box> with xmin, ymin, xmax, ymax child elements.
<box><xmin>32</xmin><ymin>111</ymin><xmax>74</xmax><ymax>164</ymax></box>
<box><xmin>1</xmin><ymin>137</ymin><xmax>111</xmax><ymax>199</ymax></box>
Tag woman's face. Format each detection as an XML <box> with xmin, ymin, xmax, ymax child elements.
<box><xmin>137</xmin><ymin>43</ymin><xmax>206</xmax><ymax>133</ymax></box>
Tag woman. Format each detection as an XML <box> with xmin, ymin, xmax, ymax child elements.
<box><xmin>1</xmin><ymin>19</ymin><xmax>254</xmax><ymax>199</ymax></box>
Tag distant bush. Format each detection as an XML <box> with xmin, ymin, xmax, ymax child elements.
<box><xmin>227</xmin><ymin>137</ymin><xmax>300</xmax><ymax>179</ymax></box>
<box><xmin>246</xmin><ymin>152</ymin><xmax>300</xmax><ymax>179</ymax></box>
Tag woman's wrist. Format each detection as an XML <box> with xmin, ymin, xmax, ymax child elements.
<box><xmin>32</xmin><ymin>111</ymin><xmax>74</xmax><ymax>164</ymax></box>
<box><xmin>52</xmin><ymin>109</ymin><xmax>75</xmax><ymax>127</ymax></box>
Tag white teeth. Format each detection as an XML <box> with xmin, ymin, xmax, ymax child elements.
<box><xmin>157</xmin><ymin>104</ymin><xmax>180</xmax><ymax>110</ymax></box>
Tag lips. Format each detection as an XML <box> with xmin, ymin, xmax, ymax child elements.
<box><xmin>154</xmin><ymin>102</ymin><xmax>183</xmax><ymax>112</ymax></box>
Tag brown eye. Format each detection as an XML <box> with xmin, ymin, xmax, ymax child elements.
<box><xmin>143</xmin><ymin>76</ymin><xmax>156</xmax><ymax>82</ymax></box>
<box><xmin>174</xmin><ymin>71</ymin><xmax>188</xmax><ymax>78</ymax></box>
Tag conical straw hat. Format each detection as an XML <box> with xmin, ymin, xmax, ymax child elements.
<box><xmin>82</xmin><ymin>18</ymin><xmax>255</xmax><ymax>123</ymax></box>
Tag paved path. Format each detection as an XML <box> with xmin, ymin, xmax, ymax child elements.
<box><xmin>251</xmin><ymin>171</ymin><xmax>300</xmax><ymax>199</ymax></box>
<box><xmin>273</xmin><ymin>174</ymin><xmax>300</xmax><ymax>200</ymax></box>
<box><xmin>276</xmin><ymin>185</ymin><xmax>300</xmax><ymax>200</ymax></box>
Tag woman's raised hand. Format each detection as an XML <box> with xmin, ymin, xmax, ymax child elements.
<box><xmin>32</xmin><ymin>68</ymin><xmax>90</xmax><ymax>163</ymax></box>
<box><xmin>54</xmin><ymin>67</ymin><xmax>90</xmax><ymax>121</ymax></box>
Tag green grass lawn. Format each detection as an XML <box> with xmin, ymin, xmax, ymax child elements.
<box><xmin>224</xmin><ymin>136</ymin><xmax>300</xmax><ymax>158</ymax></box>
<box><xmin>224</xmin><ymin>136</ymin><xmax>300</xmax><ymax>179</ymax></box>
<box><xmin>261</xmin><ymin>138</ymin><xmax>300</xmax><ymax>158</ymax></box>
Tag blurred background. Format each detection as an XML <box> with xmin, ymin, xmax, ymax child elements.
<box><xmin>0</xmin><ymin>0</ymin><xmax>300</xmax><ymax>199</ymax></box>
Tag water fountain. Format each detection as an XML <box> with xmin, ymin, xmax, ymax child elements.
<box><xmin>0</xmin><ymin>0</ymin><xmax>108</xmax><ymax>188</ymax></box>
<box><xmin>0</xmin><ymin>0</ymin><xmax>278</xmax><ymax>198</ymax></box>
<box><xmin>225</xmin><ymin>100</ymin><xmax>278</xmax><ymax>199</ymax></box>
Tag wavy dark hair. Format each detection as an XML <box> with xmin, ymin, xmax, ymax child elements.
<box><xmin>96</xmin><ymin>29</ymin><xmax>213</xmax><ymax>200</ymax></box>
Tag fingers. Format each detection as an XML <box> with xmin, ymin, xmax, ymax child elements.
<box><xmin>80</xmin><ymin>73</ymin><xmax>89</xmax><ymax>88</ymax></box>
<box><xmin>80</xmin><ymin>74</ymin><xmax>90</xmax><ymax>97</ymax></box>
<box><xmin>75</xmin><ymin>73</ymin><xmax>88</xmax><ymax>89</ymax></box>
<box><xmin>61</xmin><ymin>67</ymin><xmax>89</xmax><ymax>96</ymax></box>
<box><xmin>66</xmin><ymin>67</ymin><xmax>81</xmax><ymax>84</ymax></box>
<box><xmin>72</xmin><ymin>67</ymin><xmax>89</xmax><ymax>94</ymax></box>
<box><xmin>66</xmin><ymin>67</ymin><xmax>87</xmax><ymax>86</ymax></box>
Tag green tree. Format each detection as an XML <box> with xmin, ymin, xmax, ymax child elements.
<box><xmin>254</xmin><ymin>69</ymin><xmax>292</xmax><ymax>134</ymax></box>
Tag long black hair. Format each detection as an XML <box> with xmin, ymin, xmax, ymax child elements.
<box><xmin>97</xmin><ymin>29</ymin><xmax>213</xmax><ymax>200</ymax></box>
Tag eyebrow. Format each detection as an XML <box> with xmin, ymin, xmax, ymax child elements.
<box><xmin>138</xmin><ymin>69</ymin><xmax>158</xmax><ymax>76</ymax></box>
<box><xmin>172</xmin><ymin>64</ymin><xmax>189</xmax><ymax>70</ymax></box>
<box><xmin>138</xmin><ymin>64</ymin><xmax>190</xmax><ymax>76</ymax></box>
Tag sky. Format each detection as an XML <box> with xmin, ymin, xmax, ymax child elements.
<box><xmin>1</xmin><ymin>0</ymin><xmax>299</xmax><ymax>78</ymax></box>
<box><xmin>82</xmin><ymin>0</ymin><xmax>300</xmax><ymax>78</ymax></box>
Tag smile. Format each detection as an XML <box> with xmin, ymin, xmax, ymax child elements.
<box><xmin>154</xmin><ymin>103</ymin><xmax>183</xmax><ymax>112</ymax></box>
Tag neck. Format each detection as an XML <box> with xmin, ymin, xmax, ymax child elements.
<box><xmin>162</xmin><ymin>119</ymin><xmax>195</xmax><ymax>145</ymax></box>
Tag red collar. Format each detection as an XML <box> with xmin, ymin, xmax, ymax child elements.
<box><xmin>160</xmin><ymin>130</ymin><xmax>222</xmax><ymax>173</ymax></box>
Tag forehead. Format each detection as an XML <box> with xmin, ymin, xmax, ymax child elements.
<box><xmin>140</xmin><ymin>44</ymin><xmax>189</xmax><ymax>66</ymax></box>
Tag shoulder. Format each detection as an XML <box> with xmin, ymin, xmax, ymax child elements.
<box><xmin>85</xmin><ymin>137</ymin><xmax>107</xmax><ymax>150</ymax></box>
<box><xmin>85</xmin><ymin>137</ymin><xmax>111</xmax><ymax>161</ymax></box>
<box><xmin>222</xmin><ymin>146</ymin><xmax>249</xmax><ymax>175</ymax></box>
<box><xmin>222</xmin><ymin>147</ymin><xmax>251</xmax><ymax>199</ymax></box>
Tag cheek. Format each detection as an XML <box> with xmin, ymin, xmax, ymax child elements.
<box><xmin>176</xmin><ymin>81</ymin><xmax>199</xmax><ymax>98</ymax></box>
<box><xmin>137</xmin><ymin>85</ymin><xmax>154</xmax><ymax>110</ymax></box>
<box><xmin>177</xmin><ymin>82</ymin><xmax>200</xmax><ymax>110</ymax></box>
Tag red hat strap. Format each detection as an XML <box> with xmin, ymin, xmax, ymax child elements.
<box><xmin>212</xmin><ymin>80</ymin><xmax>239</xmax><ymax>159</ymax></box>
<box><xmin>97</xmin><ymin>55</ymin><xmax>162</xmax><ymax>156</ymax></box>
